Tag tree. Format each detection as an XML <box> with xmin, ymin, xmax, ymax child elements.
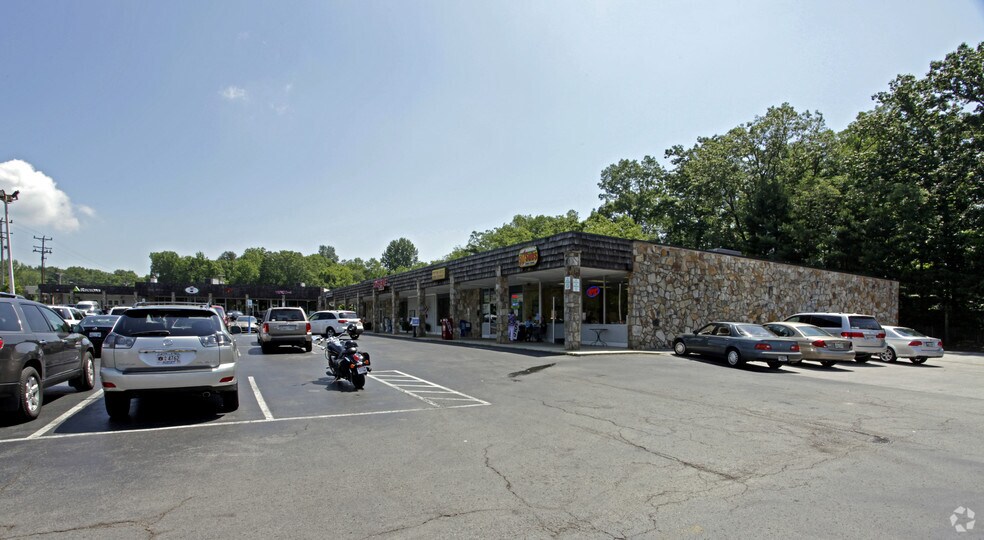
<box><xmin>318</xmin><ymin>245</ymin><xmax>339</xmax><ymax>264</ymax></box>
<box><xmin>381</xmin><ymin>238</ymin><xmax>419</xmax><ymax>271</ymax></box>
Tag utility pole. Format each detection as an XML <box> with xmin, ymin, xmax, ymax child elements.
<box><xmin>0</xmin><ymin>190</ymin><xmax>18</xmax><ymax>294</ymax></box>
<box><xmin>34</xmin><ymin>235</ymin><xmax>52</xmax><ymax>302</ymax></box>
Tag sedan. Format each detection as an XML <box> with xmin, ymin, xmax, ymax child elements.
<box><xmin>79</xmin><ymin>314</ymin><xmax>120</xmax><ymax>357</ymax></box>
<box><xmin>880</xmin><ymin>325</ymin><xmax>944</xmax><ymax>364</ymax></box>
<box><xmin>672</xmin><ymin>322</ymin><xmax>802</xmax><ymax>369</ymax></box>
<box><xmin>764</xmin><ymin>322</ymin><xmax>855</xmax><ymax>367</ymax></box>
<box><xmin>230</xmin><ymin>315</ymin><xmax>259</xmax><ymax>334</ymax></box>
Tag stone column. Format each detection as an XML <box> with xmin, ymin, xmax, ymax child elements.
<box><xmin>371</xmin><ymin>289</ymin><xmax>378</xmax><ymax>333</ymax></box>
<box><xmin>391</xmin><ymin>290</ymin><xmax>400</xmax><ymax>335</ymax></box>
<box><xmin>564</xmin><ymin>251</ymin><xmax>582</xmax><ymax>351</ymax></box>
<box><xmin>449</xmin><ymin>273</ymin><xmax>459</xmax><ymax>338</ymax></box>
<box><xmin>416</xmin><ymin>279</ymin><xmax>427</xmax><ymax>337</ymax></box>
<box><xmin>495</xmin><ymin>266</ymin><xmax>509</xmax><ymax>344</ymax></box>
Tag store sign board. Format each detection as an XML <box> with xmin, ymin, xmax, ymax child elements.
<box><xmin>432</xmin><ymin>268</ymin><xmax>446</xmax><ymax>281</ymax></box>
<box><xmin>518</xmin><ymin>246</ymin><xmax>539</xmax><ymax>268</ymax></box>
<box><xmin>373</xmin><ymin>278</ymin><xmax>388</xmax><ymax>291</ymax></box>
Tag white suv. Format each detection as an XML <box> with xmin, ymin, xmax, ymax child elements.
<box><xmin>309</xmin><ymin>310</ymin><xmax>364</xmax><ymax>337</ymax></box>
<box><xmin>100</xmin><ymin>304</ymin><xmax>239</xmax><ymax>419</ymax></box>
<box><xmin>783</xmin><ymin>312</ymin><xmax>887</xmax><ymax>362</ymax></box>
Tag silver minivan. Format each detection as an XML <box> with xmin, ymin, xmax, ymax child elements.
<box><xmin>783</xmin><ymin>312</ymin><xmax>887</xmax><ymax>362</ymax></box>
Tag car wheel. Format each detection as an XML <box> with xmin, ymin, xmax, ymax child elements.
<box><xmin>726</xmin><ymin>349</ymin><xmax>744</xmax><ymax>367</ymax></box>
<box><xmin>911</xmin><ymin>357</ymin><xmax>928</xmax><ymax>364</ymax></box>
<box><xmin>879</xmin><ymin>348</ymin><xmax>897</xmax><ymax>363</ymax></box>
<box><xmin>221</xmin><ymin>386</ymin><xmax>239</xmax><ymax>412</ymax></box>
<box><xmin>767</xmin><ymin>360</ymin><xmax>782</xmax><ymax>370</ymax></box>
<box><xmin>325</xmin><ymin>328</ymin><xmax>337</xmax><ymax>337</ymax></box>
<box><xmin>820</xmin><ymin>360</ymin><xmax>837</xmax><ymax>368</ymax></box>
<box><xmin>17</xmin><ymin>367</ymin><xmax>43</xmax><ymax>421</ymax></box>
<box><xmin>104</xmin><ymin>393</ymin><xmax>131</xmax><ymax>420</ymax></box>
<box><xmin>854</xmin><ymin>354</ymin><xmax>870</xmax><ymax>363</ymax></box>
<box><xmin>305</xmin><ymin>341</ymin><xmax>313</xmax><ymax>353</ymax></box>
<box><xmin>672</xmin><ymin>340</ymin><xmax>688</xmax><ymax>356</ymax></box>
<box><xmin>70</xmin><ymin>351</ymin><xmax>96</xmax><ymax>391</ymax></box>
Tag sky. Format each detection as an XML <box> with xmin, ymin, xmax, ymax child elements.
<box><xmin>1</xmin><ymin>1</ymin><xmax>982</xmax><ymax>277</ymax></box>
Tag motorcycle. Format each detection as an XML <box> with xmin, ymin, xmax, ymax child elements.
<box><xmin>319</xmin><ymin>324</ymin><xmax>371</xmax><ymax>390</ymax></box>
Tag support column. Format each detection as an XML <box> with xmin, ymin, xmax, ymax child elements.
<box><xmin>416</xmin><ymin>279</ymin><xmax>427</xmax><ymax>337</ymax></box>
<box><xmin>371</xmin><ymin>289</ymin><xmax>378</xmax><ymax>333</ymax></box>
<box><xmin>449</xmin><ymin>273</ymin><xmax>459</xmax><ymax>338</ymax></box>
<box><xmin>495</xmin><ymin>266</ymin><xmax>509</xmax><ymax>344</ymax></box>
<box><xmin>391</xmin><ymin>290</ymin><xmax>399</xmax><ymax>335</ymax></box>
<box><xmin>564</xmin><ymin>251</ymin><xmax>582</xmax><ymax>351</ymax></box>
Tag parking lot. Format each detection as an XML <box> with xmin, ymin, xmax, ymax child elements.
<box><xmin>1</xmin><ymin>335</ymin><xmax>982</xmax><ymax>538</ymax></box>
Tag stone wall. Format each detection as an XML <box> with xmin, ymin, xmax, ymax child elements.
<box><xmin>628</xmin><ymin>243</ymin><xmax>900</xmax><ymax>349</ymax></box>
<box><xmin>453</xmin><ymin>289</ymin><xmax>481</xmax><ymax>335</ymax></box>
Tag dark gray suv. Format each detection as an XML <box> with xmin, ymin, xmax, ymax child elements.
<box><xmin>0</xmin><ymin>293</ymin><xmax>96</xmax><ymax>421</ymax></box>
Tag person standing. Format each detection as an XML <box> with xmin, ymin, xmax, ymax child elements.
<box><xmin>507</xmin><ymin>310</ymin><xmax>517</xmax><ymax>341</ymax></box>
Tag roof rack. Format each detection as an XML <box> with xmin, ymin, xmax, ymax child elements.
<box><xmin>132</xmin><ymin>301</ymin><xmax>212</xmax><ymax>308</ymax></box>
<box><xmin>0</xmin><ymin>292</ymin><xmax>25</xmax><ymax>299</ymax></box>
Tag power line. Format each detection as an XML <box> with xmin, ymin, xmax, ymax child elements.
<box><xmin>34</xmin><ymin>235</ymin><xmax>52</xmax><ymax>286</ymax></box>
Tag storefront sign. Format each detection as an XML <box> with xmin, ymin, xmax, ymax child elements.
<box><xmin>73</xmin><ymin>286</ymin><xmax>103</xmax><ymax>294</ymax></box>
<box><xmin>274</xmin><ymin>290</ymin><xmax>292</xmax><ymax>295</ymax></box>
<box><xmin>431</xmin><ymin>268</ymin><xmax>446</xmax><ymax>281</ymax></box>
<box><xmin>185</xmin><ymin>286</ymin><xmax>199</xmax><ymax>295</ymax></box>
<box><xmin>518</xmin><ymin>246</ymin><xmax>539</xmax><ymax>268</ymax></box>
<box><xmin>373</xmin><ymin>278</ymin><xmax>388</xmax><ymax>291</ymax></box>
<box><xmin>586</xmin><ymin>285</ymin><xmax>601</xmax><ymax>298</ymax></box>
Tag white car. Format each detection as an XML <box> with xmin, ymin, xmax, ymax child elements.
<box><xmin>75</xmin><ymin>300</ymin><xmax>102</xmax><ymax>315</ymax></box>
<box><xmin>880</xmin><ymin>325</ymin><xmax>944</xmax><ymax>364</ymax></box>
<box><xmin>100</xmin><ymin>304</ymin><xmax>239</xmax><ymax>418</ymax></box>
<box><xmin>309</xmin><ymin>310</ymin><xmax>363</xmax><ymax>337</ymax></box>
<box><xmin>49</xmin><ymin>305</ymin><xmax>86</xmax><ymax>326</ymax></box>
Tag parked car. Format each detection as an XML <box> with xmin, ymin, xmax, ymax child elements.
<box><xmin>75</xmin><ymin>300</ymin><xmax>102</xmax><ymax>315</ymax></box>
<box><xmin>880</xmin><ymin>325</ymin><xmax>944</xmax><ymax>364</ymax></box>
<box><xmin>672</xmin><ymin>322</ymin><xmax>802</xmax><ymax>369</ymax></box>
<box><xmin>49</xmin><ymin>305</ymin><xmax>86</xmax><ymax>326</ymax></box>
<box><xmin>309</xmin><ymin>310</ymin><xmax>364</xmax><ymax>337</ymax></box>
<box><xmin>763</xmin><ymin>322</ymin><xmax>855</xmax><ymax>367</ymax></box>
<box><xmin>0</xmin><ymin>293</ymin><xmax>96</xmax><ymax>421</ymax></box>
<box><xmin>211</xmin><ymin>305</ymin><xmax>229</xmax><ymax>326</ymax></box>
<box><xmin>108</xmin><ymin>306</ymin><xmax>131</xmax><ymax>316</ymax></box>
<box><xmin>229</xmin><ymin>315</ymin><xmax>258</xmax><ymax>334</ymax></box>
<box><xmin>783</xmin><ymin>312</ymin><xmax>887</xmax><ymax>362</ymax></box>
<box><xmin>100</xmin><ymin>303</ymin><xmax>239</xmax><ymax>419</ymax></box>
<box><xmin>79</xmin><ymin>314</ymin><xmax>120</xmax><ymax>357</ymax></box>
<box><xmin>259</xmin><ymin>307</ymin><xmax>312</xmax><ymax>353</ymax></box>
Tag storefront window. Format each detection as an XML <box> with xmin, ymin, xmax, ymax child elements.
<box><xmin>581</xmin><ymin>277</ymin><xmax>629</xmax><ymax>324</ymax></box>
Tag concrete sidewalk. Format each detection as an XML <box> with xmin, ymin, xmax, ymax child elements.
<box><xmin>363</xmin><ymin>331</ymin><xmax>667</xmax><ymax>357</ymax></box>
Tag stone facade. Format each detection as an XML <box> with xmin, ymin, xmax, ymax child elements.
<box><xmin>452</xmin><ymin>288</ymin><xmax>481</xmax><ymax>337</ymax></box>
<box><xmin>627</xmin><ymin>243</ymin><xmax>900</xmax><ymax>349</ymax></box>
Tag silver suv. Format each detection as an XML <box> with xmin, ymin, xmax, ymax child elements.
<box><xmin>259</xmin><ymin>307</ymin><xmax>312</xmax><ymax>353</ymax></box>
<box><xmin>783</xmin><ymin>312</ymin><xmax>887</xmax><ymax>362</ymax></box>
<box><xmin>100</xmin><ymin>304</ymin><xmax>239</xmax><ymax>419</ymax></box>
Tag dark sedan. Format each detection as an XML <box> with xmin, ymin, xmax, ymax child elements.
<box><xmin>672</xmin><ymin>321</ymin><xmax>802</xmax><ymax>369</ymax></box>
<box><xmin>80</xmin><ymin>314</ymin><xmax>120</xmax><ymax>357</ymax></box>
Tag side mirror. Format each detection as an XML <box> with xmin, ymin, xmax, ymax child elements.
<box><xmin>72</xmin><ymin>323</ymin><xmax>84</xmax><ymax>334</ymax></box>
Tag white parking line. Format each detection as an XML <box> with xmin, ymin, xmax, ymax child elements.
<box><xmin>368</xmin><ymin>370</ymin><xmax>490</xmax><ymax>407</ymax></box>
<box><xmin>248</xmin><ymin>376</ymin><xmax>274</xmax><ymax>420</ymax></box>
<box><xmin>27</xmin><ymin>389</ymin><xmax>104</xmax><ymax>440</ymax></box>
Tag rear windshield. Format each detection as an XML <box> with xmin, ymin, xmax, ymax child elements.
<box><xmin>268</xmin><ymin>309</ymin><xmax>305</xmax><ymax>322</ymax></box>
<box><xmin>849</xmin><ymin>316</ymin><xmax>882</xmax><ymax>330</ymax></box>
<box><xmin>83</xmin><ymin>315</ymin><xmax>119</xmax><ymax>326</ymax></box>
<box><xmin>798</xmin><ymin>326</ymin><xmax>833</xmax><ymax>337</ymax></box>
<box><xmin>114</xmin><ymin>309</ymin><xmax>220</xmax><ymax>337</ymax></box>
<box><xmin>736</xmin><ymin>324</ymin><xmax>773</xmax><ymax>337</ymax></box>
<box><xmin>893</xmin><ymin>327</ymin><xmax>928</xmax><ymax>338</ymax></box>
<box><xmin>338</xmin><ymin>312</ymin><xmax>359</xmax><ymax>319</ymax></box>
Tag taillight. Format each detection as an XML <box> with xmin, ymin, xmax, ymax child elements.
<box><xmin>349</xmin><ymin>363</ymin><xmax>356</xmax><ymax>369</ymax></box>
<box><xmin>876</xmin><ymin>333</ymin><xmax>886</xmax><ymax>339</ymax></box>
<box><xmin>939</xmin><ymin>341</ymin><xmax>944</xmax><ymax>348</ymax></box>
<box><xmin>908</xmin><ymin>340</ymin><xmax>923</xmax><ymax>347</ymax></box>
<box><xmin>262</xmin><ymin>323</ymin><xmax>269</xmax><ymax>333</ymax></box>
<box><xmin>339</xmin><ymin>319</ymin><xmax>348</xmax><ymax>324</ymax></box>
<box><xmin>103</xmin><ymin>333</ymin><xmax>135</xmax><ymax>349</ymax></box>
<box><xmin>306</xmin><ymin>322</ymin><xmax>312</xmax><ymax>333</ymax></box>
<box><xmin>755</xmin><ymin>343</ymin><xmax>772</xmax><ymax>350</ymax></box>
<box><xmin>0</xmin><ymin>336</ymin><xmax>4</xmax><ymax>350</ymax></box>
<box><xmin>791</xmin><ymin>344</ymin><xmax>800</xmax><ymax>352</ymax></box>
<box><xmin>841</xmin><ymin>331</ymin><xmax>864</xmax><ymax>338</ymax></box>
<box><xmin>352</xmin><ymin>353</ymin><xmax>362</xmax><ymax>362</ymax></box>
<box><xmin>811</xmin><ymin>340</ymin><xmax>827</xmax><ymax>348</ymax></box>
<box><xmin>200</xmin><ymin>333</ymin><xmax>234</xmax><ymax>347</ymax></box>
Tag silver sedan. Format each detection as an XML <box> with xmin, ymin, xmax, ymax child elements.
<box><xmin>764</xmin><ymin>322</ymin><xmax>856</xmax><ymax>367</ymax></box>
<box><xmin>880</xmin><ymin>325</ymin><xmax>944</xmax><ymax>364</ymax></box>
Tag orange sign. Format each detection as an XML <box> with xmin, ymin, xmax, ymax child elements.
<box><xmin>518</xmin><ymin>246</ymin><xmax>539</xmax><ymax>268</ymax></box>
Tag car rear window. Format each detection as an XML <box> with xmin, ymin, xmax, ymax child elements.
<box><xmin>892</xmin><ymin>327</ymin><xmax>927</xmax><ymax>338</ymax></box>
<box><xmin>736</xmin><ymin>324</ymin><xmax>772</xmax><ymax>337</ymax></box>
<box><xmin>115</xmin><ymin>309</ymin><xmax>219</xmax><ymax>337</ymax></box>
<box><xmin>848</xmin><ymin>316</ymin><xmax>882</xmax><ymax>330</ymax></box>
<box><xmin>83</xmin><ymin>315</ymin><xmax>119</xmax><ymax>326</ymax></box>
<box><xmin>269</xmin><ymin>309</ymin><xmax>305</xmax><ymax>322</ymax></box>
<box><xmin>339</xmin><ymin>312</ymin><xmax>358</xmax><ymax>319</ymax></box>
<box><xmin>797</xmin><ymin>326</ymin><xmax>833</xmax><ymax>337</ymax></box>
<box><xmin>0</xmin><ymin>303</ymin><xmax>20</xmax><ymax>331</ymax></box>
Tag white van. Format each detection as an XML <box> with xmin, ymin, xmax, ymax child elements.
<box><xmin>75</xmin><ymin>300</ymin><xmax>102</xmax><ymax>315</ymax></box>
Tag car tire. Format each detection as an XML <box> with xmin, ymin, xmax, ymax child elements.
<box><xmin>879</xmin><ymin>348</ymin><xmax>897</xmax><ymax>363</ymax></box>
<box><xmin>820</xmin><ymin>360</ymin><xmax>837</xmax><ymax>368</ymax></box>
<box><xmin>672</xmin><ymin>340</ymin><xmax>688</xmax><ymax>356</ymax></box>
<box><xmin>221</xmin><ymin>386</ymin><xmax>239</xmax><ymax>412</ymax></box>
<box><xmin>911</xmin><ymin>357</ymin><xmax>928</xmax><ymax>364</ymax></box>
<box><xmin>260</xmin><ymin>342</ymin><xmax>271</xmax><ymax>354</ymax></box>
<box><xmin>70</xmin><ymin>351</ymin><xmax>96</xmax><ymax>391</ymax></box>
<box><xmin>767</xmin><ymin>360</ymin><xmax>782</xmax><ymax>370</ymax></box>
<box><xmin>305</xmin><ymin>342</ymin><xmax>313</xmax><ymax>353</ymax></box>
<box><xmin>17</xmin><ymin>366</ymin><xmax>43</xmax><ymax>421</ymax></box>
<box><xmin>726</xmin><ymin>349</ymin><xmax>744</xmax><ymax>367</ymax></box>
<box><xmin>325</xmin><ymin>328</ymin><xmax>336</xmax><ymax>337</ymax></box>
<box><xmin>854</xmin><ymin>354</ymin><xmax>870</xmax><ymax>363</ymax></box>
<box><xmin>105</xmin><ymin>393</ymin><xmax>131</xmax><ymax>420</ymax></box>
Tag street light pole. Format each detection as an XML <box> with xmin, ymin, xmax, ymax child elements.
<box><xmin>0</xmin><ymin>190</ymin><xmax>19</xmax><ymax>294</ymax></box>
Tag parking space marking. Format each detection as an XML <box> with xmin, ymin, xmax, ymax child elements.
<box><xmin>248</xmin><ymin>376</ymin><xmax>274</xmax><ymax>420</ymax></box>
<box><xmin>369</xmin><ymin>370</ymin><xmax>490</xmax><ymax>408</ymax></box>
<box><xmin>26</xmin><ymin>389</ymin><xmax>104</xmax><ymax>440</ymax></box>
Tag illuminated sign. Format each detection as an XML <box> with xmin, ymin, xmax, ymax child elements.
<box><xmin>586</xmin><ymin>286</ymin><xmax>601</xmax><ymax>298</ymax></box>
<box><xmin>518</xmin><ymin>246</ymin><xmax>539</xmax><ymax>268</ymax></box>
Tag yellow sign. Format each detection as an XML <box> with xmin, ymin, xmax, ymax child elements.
<box><xmin>518</xmin><ymin>246</ymin><xmax>539</xmax><ymax>268</ymax></box>
<box><xmin>431</xmin><ymin>268</ymin><xmax>447</xmax><ymax>281</ymax></box>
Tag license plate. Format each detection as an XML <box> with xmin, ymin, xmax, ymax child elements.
<box><xmin>777</xmin><ymin>355</ymin><xmax>788</xmax><ymax>362</ymax></box>
<box><xmin>157</xmin><ymin>352</ymin><xmax>181</xmax><ymax>365</ymax></box>
<box><xmin>282</xmin><ymin>325</ymin><xmax>296</xmax><ymax>331</ymax></box>
<box><xmin>356</xmin><ymin>366</ymin><xmax>368</xmax><ymax>375</ymax></box>
<box><xmin>90</xmin><ymin>332</ymin><xmax>102</xmax><ymax>338</ymax></box>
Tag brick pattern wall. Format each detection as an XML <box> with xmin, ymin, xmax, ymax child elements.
<box><xmin>628</xmin><ymin>243</ymin><xmax>900</xmax><ymax>349</ymax></box>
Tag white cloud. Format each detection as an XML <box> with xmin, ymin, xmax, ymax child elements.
<box><xmin>0</xmin><ymin>160</ymin><xmax>89</xmax><ymax>232</ymax></box>
<box><xmin>220</xmin><ymin>86</ymin><xmax>248</xmax><ymax>101</ymax></box>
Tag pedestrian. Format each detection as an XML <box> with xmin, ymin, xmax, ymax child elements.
<box><xmin>508</xmin><ymin>310</ymin><xmax>517</xmax><ymax>341</ymax></box>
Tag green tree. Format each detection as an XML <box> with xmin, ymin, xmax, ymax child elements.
<box><xmin>149</xmin><ymin>251</ymin><xmax>187</xmax><ymax>283</ymax></box>
<box><xmin>381</xmin><ymin>238</ymin><xmax>419</xmax><ymax>271</ymax></box>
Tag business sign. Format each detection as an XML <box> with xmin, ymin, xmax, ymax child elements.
<box><xmin>586</xmin><ymin>285</ymin><xmax>601</xmax><ymax>298</ymax></box>
<box><xmin>373</xmin><ymin>278</ymin><xmax>388</xmax><ymax>291</ymax></box>
<box><xmin>185</xmin><ymin>286</ymin><xmax>199</xmax><ymax>295</ymax></box>
<box><xmin>274</xmin><ymin>290</ymin><xmax>293</xmax><ymax>295</ymax></box>
<box><xmin>431</xmin><ymin>268</ymin><xmax>447</xmax><ymax>281</ymax></box>
<box><xmin>73</xmin><ymin>286</ymin><xmax>103</xmax><ymax>293</ymax></box>
<box><xmin>518</xmin><ymin>246</ymin><xmax>539</xmax><ymax>268</ymax></box>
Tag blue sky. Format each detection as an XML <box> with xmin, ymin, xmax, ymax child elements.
<box><xmin>1</xmin><ymin>1</ymin><xmax>982</xmax><ymax>276</ymax></box>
